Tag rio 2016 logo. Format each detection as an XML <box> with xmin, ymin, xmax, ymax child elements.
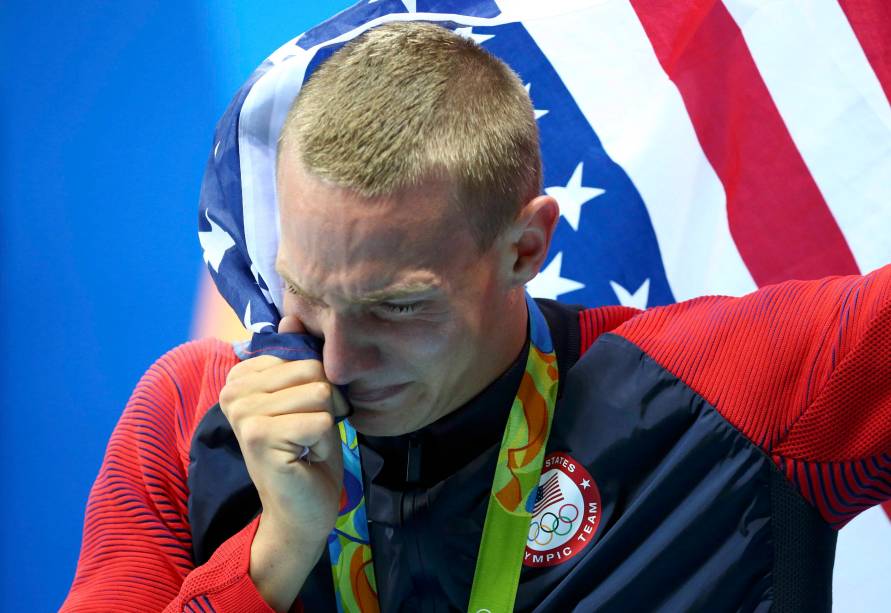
<box><xmin>524</xmin><ymin>452</ymin><xmax>601</xmax><ymax>568</ymax></box>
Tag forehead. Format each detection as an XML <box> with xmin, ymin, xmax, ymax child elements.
<box><xmin>276</xmin><ymin>157</ymin><xmax>477</xmax><ymax>297</ymax></box>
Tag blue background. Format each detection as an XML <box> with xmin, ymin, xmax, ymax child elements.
<box><xmin>1</xmin><ymin>2</ymin><xmax>353</xmax><ymax>609</ymax></box>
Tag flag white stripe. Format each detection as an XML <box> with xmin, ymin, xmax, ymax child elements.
<box><xmin>724</xmin><ymin>0</ymin><xmax>891</xmax><ymax>275</ymax></box>
<box><xmin>832</xmin><ymin>505</ymin><xmax>891</xmax><ymax>611</ymax></box>
<box><xmin>507</xmin><ymin>0</ymin><xmax>757</xmax><ymax>300</ymax></box>
<box><xmin>239</xmin><ymin>50</ymin><xmax>315</xmax><ymax>313</ymax></box>
<box><xmin>534</xmin><ymin>493</ymin><xmax>565</xmax><ymax>514</ymax></box>
<box><xmin>533</xmin><ymin>495</ymin><xmax>565</xmax><ymax>516</ymax></box>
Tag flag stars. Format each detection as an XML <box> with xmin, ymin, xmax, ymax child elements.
<box><xmin>250</xmin><ymin>262</ymin><xmax>274</xmax><ymax>304</ymax></box>
<box><xmin>610</xmin><ymin>278</ymin><xmax>650</xmax><ymax>309</ymax></box>
<box><xmin>545</xmin><ymin>162</ymin><xmax>605</xmax><ymax>232</ymax></box>
<box><xmin>454</xmin><ymin>26</ymin><xmax>494</xmax><ymax>45</ymax></box>
<box><xmin>243</xmin><ymin>300</ymin><xmax>274</xmax><ymax>334</ymax></box>
<box><xmin>526</xmin><ymin>252</ymin><xmax>585</xmax><ymax>300</ymax></box>
<box><xmin>198</xmin><ymin>209</ymin><xmax>235</xmax><ymax>273</ymax></box>
<box><xmin>524</xmin><ymin>83</ymin><xmax>548</xmax><ymax>120</ymax></box>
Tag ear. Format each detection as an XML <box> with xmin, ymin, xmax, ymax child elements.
<box><xmin>502</xmin><ymin>195</ymin><xmax>560</xmax><ymax>287</ymax></box>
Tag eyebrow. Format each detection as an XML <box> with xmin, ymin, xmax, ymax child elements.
<box><xmin>276</xmin><ymin>268</ymin><xmax>439</xmax><ymax>305</ymax></box>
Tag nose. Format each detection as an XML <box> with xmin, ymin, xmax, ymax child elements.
<box><xmin>319</xmin><ymin>312</ymin><xmax>380</xmax><ymax>386</ymax></box>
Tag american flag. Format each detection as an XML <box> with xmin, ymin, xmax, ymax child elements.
<box><xmin>532</xmin><ymin>473</ymin><xmax>565</xmax><ymax>517</ymax></box>
<box><xmin>197</xmin><ymin>0</ymin><xmax>891</xmax><ymax>607</ymax></box>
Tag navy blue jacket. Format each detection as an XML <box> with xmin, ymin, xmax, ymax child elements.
<box><xmin>189</xmin><ymin>265</ymin><xmax>891</xmax><ymax>613</ymax></box>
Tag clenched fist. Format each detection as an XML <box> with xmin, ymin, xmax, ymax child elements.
<box><xmin>219</xmin><ymin>315</ymin><xmax>349</xmax><ymax>612</ymax></box>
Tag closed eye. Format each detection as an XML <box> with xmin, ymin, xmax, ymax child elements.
<box><xmin>285</xmin><ymin>281</ymin><xmax>426</xmax><ymax>317</ymax></box>
<box><xmin>379</xmin><ymin>302</ymin><xmax>420</xmax><ymax>315</ymax></box>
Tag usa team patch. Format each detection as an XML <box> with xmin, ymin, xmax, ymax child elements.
<box><xmin>524</xmin><ymin>452</ymin><xmax>601</xmax><ymax>568</ymax></box>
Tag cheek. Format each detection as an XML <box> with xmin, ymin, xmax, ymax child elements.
<box><xmin>376</xmin><ymin>316</ymin><xmax>464</xmax><ymax>374</ymax></box>
<box><xmin>387</xmin><ymin>320</ymin><xmax>452</xmax><ymax>359</ymax></box>
<box><xmin>281</xmin><ymin>294</ymin><xmax>323</xmax><ymax>336</ymax></box>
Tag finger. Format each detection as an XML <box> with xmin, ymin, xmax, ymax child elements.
<box><xmin>227</xmin><ymin>381</ymin><xmax>352</xmax><ymax>424</ymax></box>
<box><xmin>278</xmin><ymin>315</ymin><xmax>306</xmax><ymax>335</ymax></box>
<box><xmin>247</xmin><ymin>411</ymin><xmax>339</xmax><ymax>462</ymax></box>
<box><xmin>230</xmin><ymin>359</ymin><xmax>326</xmax><ymax>395</ymax></box>
<box><xmin>226</xmin><ymin>355</ymin><xmax>287</xmax><ymax>382</ymax></box>
<box><xmin>231</xmin><ymin>380</ymin><xmax>339</xmax><ymax>419</ymax></box>
<box><xmin>275</xmin><ymin>427</ymin><xmax>340</xmax><ymax>464</ymax></box>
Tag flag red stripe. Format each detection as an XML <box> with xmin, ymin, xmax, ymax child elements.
<box><xmin>629</xmin><ymin>0</ymin><xmax>859</xmax><ymax>286</ymax></box>
<box><xmin>534</xmin><ymin>493</ymin><xmax>564</xmax><ymax>515</ymax></box>
<box><xmin>837</xmin><ymin>0</ymin><xmax>891</xmax><ymax>105</ymax></box>
<box><xmin>538</xmin><ymin>476</ymin><xmax>560</xmax><ymax>497</ymax></box>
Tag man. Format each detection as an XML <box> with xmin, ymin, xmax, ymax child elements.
<box><xmin>62</xmin><ymin>21</ymin><xmax>890</xmax><ymax>613</ymax></box>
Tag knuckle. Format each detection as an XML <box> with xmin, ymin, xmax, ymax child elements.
<box><xmin>221</xmin><ymin>374</ymin><xmax>249</xmax><ymax>399</ymax></box>
<box><xmin>218</xmin><ymin>383</ymin><xmax>237</xmax><ymax>407</ymax></box>
<box><xmin>311</xmin><ymin>380</ymin><xmax>333</xmax><ymax>406</ymax></box>
<box><xmin>293</xmin><ymin>360</ymin><xmax>325</xmax><ymax>382</ymax></box>
<box><xmin>238</xmin><ymin>417</ymin><xmax>266</xmax><ymax>449</ymax></box>
<box><xmin>219</xmin><ymin>398</ymin><xmax>235</xmax><ymax>421</ymax></box>
<box><xmin>225</xmin><ymin>361</ymin><xmax>248</xmax><ymax>383</ymax></box>
<box><xmin>219</xmin><ymin>383</ymin><xmax>252</xmax><ymax>417</ymax></box>
<box><xmin>316</xmin><ymin>410</ymin><xmax>335</xmax><ymax>430</ymax></box>
<box><xmin>298</xmin><ymin>359</ymin><xmax>325</xmax><ymax>381</ymax></box>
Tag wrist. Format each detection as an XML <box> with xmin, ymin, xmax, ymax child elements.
<box><xmin>249</xmin><ymin>513</ymin><xmax>327</xmax><ymax>612</ymax></box>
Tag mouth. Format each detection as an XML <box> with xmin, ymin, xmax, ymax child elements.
<box><xmin>348</xmin><ymin>383</ymin><xmax>410</xmax><ymax>405</ymax></box>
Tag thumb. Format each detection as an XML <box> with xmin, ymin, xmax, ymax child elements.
<box><xmin>277</xmin><ymin>314</ymin><xmax>307</xmax><ymax>335</ymax></box>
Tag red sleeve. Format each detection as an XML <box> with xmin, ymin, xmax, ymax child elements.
<box><xmin>615</xmin><ymin>264</ymin><xmax>891</xmax><ymax>528</ymax></box>
<box><xmin>578</xmin><ymin>305</ymin><xmax>642</xmax><ymax>354</ymax></box>
<box><xmin>59</xmin><ymin>339</ymin><xmax>293</xmax><ymax>612</ymax></box>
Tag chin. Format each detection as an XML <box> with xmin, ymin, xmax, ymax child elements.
<box><xmin>348</xmin><ymin>399</ymin><xmax>436</xmax><ymax>437</ymax></box>
<box><xmin>347</xmin><ymin>387</ymin><xmax>435</xmax><ymax>436</ymax></box>
<box><xmin>347</xmin><ymin>409</ymin><xmax>423</xmax><ymax>437</ymax></box>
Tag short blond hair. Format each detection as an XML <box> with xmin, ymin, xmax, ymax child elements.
<box><xmin>278</xmin><ymin>21</ymin><xmax>542</xmax><ymax>250</ymax></box>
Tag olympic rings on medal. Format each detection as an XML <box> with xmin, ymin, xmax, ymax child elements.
<box><xmin>527</xmin><ymin>503</ymin><xmax>579</xmax><ymax>546</ymax></box>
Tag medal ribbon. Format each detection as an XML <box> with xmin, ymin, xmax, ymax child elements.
<box><xmin>327</xmin><ymin>293</ymin><xmax>559</xmax><ymax>613</ymax></box>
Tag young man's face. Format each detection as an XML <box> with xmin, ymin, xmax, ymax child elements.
<box><xmin>275</xmin><ymin>154</ymin><xmax>527</xmax><ymax>436</ymax></box>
